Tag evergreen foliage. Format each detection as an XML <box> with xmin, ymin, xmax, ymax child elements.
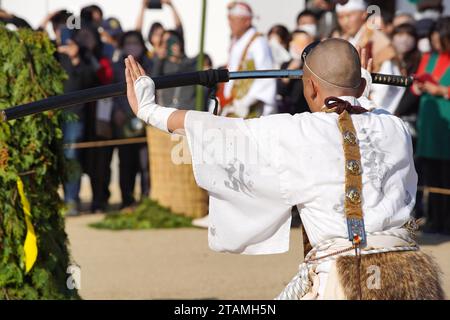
<box><xmin>0</xmin><ymin>26</ymin><xmax>79</xmax><ymax>299</ymax></box>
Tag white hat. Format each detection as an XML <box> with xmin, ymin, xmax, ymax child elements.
<box><xmin>336</xmin><ymin>0</ymin><xmax>367</xmax><ymax>13</ymax></box>
<box><xmin>228</xmin><ymin>1</ymin><xmax>253</xmax><ymax>18</ymax></box>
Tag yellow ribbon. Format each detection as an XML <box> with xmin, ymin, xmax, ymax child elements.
<box><xmin>16</xmin><ymin>177</ymin><xmax>37</xmax><ymax>273</ymax></box>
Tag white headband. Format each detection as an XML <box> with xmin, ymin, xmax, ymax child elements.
<box><xmin>336</xmin><ymin>0</ymin><xmax>367</xmax><ymax>13</ymax></box>
<box><xmin>228</xmin><ymin>3</ymin><xmax>253</xmax><ymax>17</ymax></box>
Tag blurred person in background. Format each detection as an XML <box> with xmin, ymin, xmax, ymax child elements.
<box><xmin>99</xmin><ymin>17</ymin><xmax>124</xmax><ymax>63</ymax></box>
<box><xmin>415</xmin><ymin>0</ymin><xmax>444</xmax><ymax>53</ymax></box>
<box><xmin>112</xmin><ymin>31</ymin><xmax>152</xmax><ymax>210</ymax></box>
<box><xmin>296</xmin><ymin>9</ymin><xmax>319</xmax><ymax>39</ymax></box>
<box><xmin>72</xmin><ymin>25</ymin><xmax>115</xmax><ymax>213</ymax></box>
<box><xmin>56</xmin><ymin>34</ymin><xmax>99</xmax><ymax>216</ymax></box>
<box><xmin>136</xmin><ymin>0</ymin><xmax>184</xmax><ymax>58</ymax></box>
<box><xmin>268</xmin><ymin>24</ymin><xmax>291</xmax><ymax>68</ymax></box>
<box><xmin>276</xmin><ymin>30</ymin><xmax>314</xmax><ymax>114</ymax></box>
<box><xmin>334</xmin><ymin>0</ymin><xmax>405</xmax><ymax>114</ymax></box>
<box><xmin>393</xmin><ymin>12</ymin><xmax>415</xmax><ymax>29</ymax></box>
<box><xmin>152</xmin><ymin>29</ymin><xmax>197</xmax><ymax>109</ymax></box>
<box><xmin>146</xmin><ymin>22</ymin><xmax>165</xmax><ymax>58</ymax></box>
<box><xmin>0</xmin><ymin>8</ymin><xmax>31</xmax><ymax>29</ymax></box>
<box><xmin>306</xmin><ymin>0</ymin><xmax>338</xmax><ymax>39</ymax></box>
<box><xmin>370</xmin><ymin>10</ymin><xmax>395</xmax><ymax>37</ymax></box>
<box><xmin>80</xmin><ymin>4</ymin><xmax>117</xmax><ymax>62</ymax></box>
<box><xmin>217</xmin><ymin>1</ymin><xmax>276</xmax><ymax>118</ymax></box>
<box><xmin>392</xmin><ymin>23</ymin><xmax>424</xmax><ymax>219</ymax></box>
<box><xmin>38</xmin><ymin>9</ymin><xmax>72</xmax><ymax>45</ymax></box>
<box><xmin>413</xmin><ymin>17</ymin><xmax>450</xmax><ymax>234</ymax></box>
<box><xmin>80</xmin><ymin>4</ymin><xmax>104</xmax><ymax>29</ymax></box>
<box><xmin>393</xmin><ymin>23</ymin><xmax>422</xmax><ymax>139</ymax></box>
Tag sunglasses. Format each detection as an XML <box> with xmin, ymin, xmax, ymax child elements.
<box><xmin>301</xmin><ymin>40</ymin><xmax>321</xmax><ymax>63</ymax></box>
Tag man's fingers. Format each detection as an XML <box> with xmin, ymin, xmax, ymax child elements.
<box><xmin>128</xmin><ymin>55</ymin><xmax>142</xmax><ymax>78</ymax></box>
<box><xmin>126</xmin><ymin>56</ymin><xmax>138</xmax><ymax>80</ymax></box>
<box><xmin>125</xmin><ymin>66</ymin><xmax>135</xmax><ymax>98</ymax></box>
<box><xmin>367</xmin><ymin>58</ymin><xmax>373</xmax><ymax>73</ymax></box>
<box><xmin>125</xmin><ymin>58</ymin><xmax>137</xmax><ymax>82</ymax></box>
<box><xmin>361</xmin><ymin>48</ymin><xmax>367</xmax><ymax>69</ymax></box>
<box><xmin>137</xmin><ymin>62</ymin><xmax>146</xmax><ymax>77</ymax></box>
<box><xmin>125</xmin><ymin>65</ymin><xmax>133</xmax><ymax>85</ymax></box>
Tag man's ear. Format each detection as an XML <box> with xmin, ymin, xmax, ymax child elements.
<box><xmin>309</xmin><ymin>78</ymin><xmax>319</xmax><ymax>100</ymax></box>
<box><xmin>356</xmin><ymin>78</ymin><xmax>367</xmax><ymax>98</ymax></box>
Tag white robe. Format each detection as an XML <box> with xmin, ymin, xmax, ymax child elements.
<box><xmin>224</xmin><ymin>27</ymin><xmax>276</xmax><ymax>115</ymax></box>
<box><xmin>184</xmin><ymin>96</ymin><xmax>417</xmax><ymax>298</ymax></box>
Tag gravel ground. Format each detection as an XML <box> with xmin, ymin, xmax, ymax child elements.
<box><xmin>65</xmin><ymin>214</ymin><xmax>450</xmax><ymax>300</ymax></box>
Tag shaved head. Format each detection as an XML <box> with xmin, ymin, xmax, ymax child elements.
<box><xmin>305</xmin><ymin>38</ymin><xmax>361</xmax><ymax>89</ymax></box>
<box><xmin>302</xmin><ymin>38</ymin><xmax>365</xmax><ymax>112</ymax></box>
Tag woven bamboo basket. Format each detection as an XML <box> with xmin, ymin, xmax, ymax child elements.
<box><xmin>146</xmin><ymin>126</ymin><xmax>208</xmax><ymax>218</ymax></box>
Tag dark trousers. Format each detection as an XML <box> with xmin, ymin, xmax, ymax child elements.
<box><xmin>420</xmin><ymin>158</ymin><xmax>450</xmax><ymax>235</ymax></box>
<box><xmin>118</xmin><ymin>143</ymin><xmax>149</xmax><ymax>208</ymax></box>
<box><xmin>84</xmin><ymin>146</ymin><xmax>114</xmax><ymax>211</ymax></box>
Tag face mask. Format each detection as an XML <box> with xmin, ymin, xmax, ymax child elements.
<box><xmin>418</xmin><ymin>38</ymin><xmax>431</xmax><ymax>53</ymax></box>
<box><xmin>123</xmin><ymin>43</ymin><xmax>144</xmax><ymax>58</ymax></box>
<box><xmin>393</xmin><ymin>35</ymin><xmax>416</xmax><ymax>54</ymax></box>
<box><xmin>167</xmin><ymin>36</ymin><xmax>180</xmax><ymax>57</ymax></box>
<box><xmin>269</xmin><ymin>38</ymin><xmax>291</xmax><ymax>66</ymax></box>
<box><xmin>298</xmin><ymin>24</ymin><xmax>318</xmax><ymax>38</ymax></box>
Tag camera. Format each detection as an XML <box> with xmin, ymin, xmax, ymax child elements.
<box><xmin>147</xmin><ymin>0</ymin><xmax>162</xmax><ymax>9</ymax></box>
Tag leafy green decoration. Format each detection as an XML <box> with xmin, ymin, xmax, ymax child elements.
<box><xmin>0</xmin><ymin>25</ymin><xmax>79</xmax><ymax>300</ymax></box>
<box><xmin>90</xmin><ymin>199</ymin><xmax>193</xmax><ymax>230</ymax></box>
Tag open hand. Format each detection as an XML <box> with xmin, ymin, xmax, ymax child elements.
<box><xmin>125</xmin><ymin>55</ymin><xmax>148</xmax><ymax>115</ymax></box>
<box><xmin>357</xmin><ymin>46</ymin><xmax>373</xmax><ymax>73</ymax></box>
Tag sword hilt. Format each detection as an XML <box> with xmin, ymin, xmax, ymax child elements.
<box><xmin>371</xmin><ymin>73</ymin><xmax>414</xmax><ymax>87</ymax></box>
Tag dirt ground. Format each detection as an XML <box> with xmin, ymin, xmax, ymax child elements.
<box><xmin>65</xmin><ymin>214</ymin><xmax>450</xmax><ymax>300</ymax></box>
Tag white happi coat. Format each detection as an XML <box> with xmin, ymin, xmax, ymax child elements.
<box><xmin>184</xmin><ymin>96</ymin><xmax>417</xmax><ymax>298</ymax></box>
<box><xmin>224</xmin><ymin>27</ymin><xmax>276</xmax><ymax>115</ymax></box>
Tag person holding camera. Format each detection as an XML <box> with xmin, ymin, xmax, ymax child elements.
<box><xmin>136</xmin><ymin>0</ymin><xmax>184</xmax><ymax>59</ymax></box>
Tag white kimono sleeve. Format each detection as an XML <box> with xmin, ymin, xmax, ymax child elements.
<box><xmin>184</xmin><ymin>110</ymin><xmax>293</xmax><ymax>255</ymax></box>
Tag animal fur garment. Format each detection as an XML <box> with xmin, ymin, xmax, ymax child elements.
<box><xmin>336</xmin><ymin>250</ymin><xmax>445</xmax><ymax>300</ymax></box>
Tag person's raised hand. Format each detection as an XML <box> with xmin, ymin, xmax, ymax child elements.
<box><xmin>125</xmin><ymin>55</ymin><xmax>148</xmax><ymax>115</ymax></box>
<box><xmin>357</xmin><ymin>46</ymin><xmax>373</xmax><ymax>73</ymax></box>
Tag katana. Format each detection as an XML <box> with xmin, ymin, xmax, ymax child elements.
<box><xmin>0</xmin><ymin>69</ymin><xmax>413</xmax><ymax>122</ymax></box>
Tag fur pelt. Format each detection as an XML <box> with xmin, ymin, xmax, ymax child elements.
<box><xmin>336</xmin><ymin>250</ymin><xmax>445</xmax><ymax>300</ymax></box>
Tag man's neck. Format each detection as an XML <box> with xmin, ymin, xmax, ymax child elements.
<box><xmin>234</xmin><ymin>26</ymin><xmax>252</xmax><ymax>40</ymax></box>
<box><xmin>348</xmin><ymin>23</ymin><xmax>365</xmax><ymax>42</ymax></box>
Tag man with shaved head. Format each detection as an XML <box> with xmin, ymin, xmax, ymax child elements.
<box><xmin>123</xmin><ymin>38</ymin><xmax>443</xmax><ymax>299</ymax></box>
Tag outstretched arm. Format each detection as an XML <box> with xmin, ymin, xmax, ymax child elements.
<box><xmin>125</xmin><ymin>55</ymin><xmax>188</xmax><ymax>133</ymax></box>
<box><xmin>163</xmin><ymin>0</ymin><xmax>183</xmax><ymax>30</ymax></box>
<box><xmin>135</xmin><ymin>0</ymin><xmax>148</xmax><ymax>32</ymax></box>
